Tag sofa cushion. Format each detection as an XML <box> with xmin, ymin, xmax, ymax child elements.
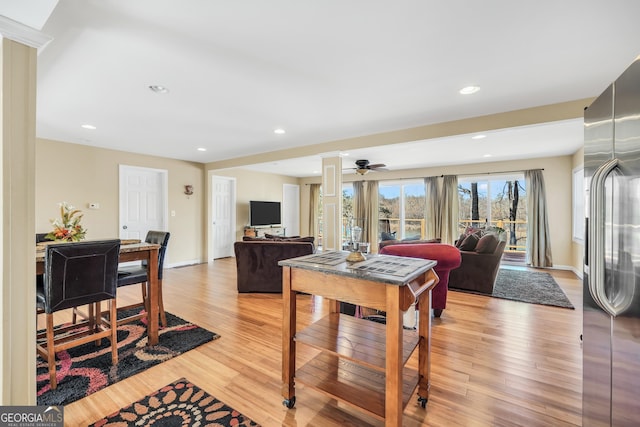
<box><xmin>458</xmin><ymin>233</ymin><xmax>479</xmax><ymax>251</ymax></box>
<box><xmin>264</xmin><ymin>233</ymin><xmax>301</xmax><ymax>239</ymax></box>
<box><xmin>282</xmin><ymin>236</ymin><xmax>315</xmax><ymax>244</ymax></box>
<box><xmin>378</xmin><ymin>238</ymin><xmax>441</xmax><ymax>251</ymax></box>
<box><xmin>475</xmin><ymin>233</ymin><xmax>499</xmax><ymax>254</ymax></box>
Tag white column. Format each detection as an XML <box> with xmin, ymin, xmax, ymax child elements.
<box><xmin>321</xmin><ymin>156</ymin><xmax>342</xmax><ymax>251</ymax></box>
<box><xmin>0</xmin><ymin>38</ymin><xmax>37</xmax><ymax>405</ymax></box>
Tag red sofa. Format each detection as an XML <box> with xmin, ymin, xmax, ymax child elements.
<box><xmin>379</xmin><ymin>243</ymin><xmax>461</xmax><ymax>317</ymax></box>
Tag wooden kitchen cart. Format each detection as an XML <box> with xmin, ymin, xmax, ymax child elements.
<box><xmin>279</xmin><ymin>251</ymin><xmax>439</xmax><ymax>427</ymax></box>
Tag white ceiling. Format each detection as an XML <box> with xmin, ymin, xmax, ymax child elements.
<box><xmin>3</xmin><ymin>1</ymin><xmax>640</xmax><ymax>177</ymax></box>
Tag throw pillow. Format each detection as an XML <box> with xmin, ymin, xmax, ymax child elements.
<box><xmin>458</xmin><ymin>233</ymin><xmax>479</xmax><ymax>251</ymax></box>
<box><xmin>475</xmin><ymin>233</ymin><xmax>499</xmax><ymax>254</ymax></box>
<box><xmin>464</xmin><ymin>226</ymin><xmax>484</xmax><ymax>236</ymax></box>
<box><xmin>454</xmin><ymin>233</ymin><xmax>466</xmax><ymax>248</ymax></box>
<box><xmin>381</xmin><ymin>231</ymin><xmax>396</xmax><ymax>241</ymax></box>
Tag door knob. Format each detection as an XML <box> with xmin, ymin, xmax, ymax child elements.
<box><xmin>123</xmin><ymin>225</ymin><xmax>128</xmax><ymax>229</ymax></box>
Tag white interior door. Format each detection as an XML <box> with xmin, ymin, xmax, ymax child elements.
<box><xmin>212</xmin><ymin>175</ymin><xmax>236</xmax><ymax>259</ymax></box>
<box><xmin>119</xmin><ymin>165</ymin><xmax>168</xmax><ymax>240</ymax></box>
<box><xmin>283</xmin><ymin>183</ymin><xmax>300</xmax><ymax>237</ymax></box>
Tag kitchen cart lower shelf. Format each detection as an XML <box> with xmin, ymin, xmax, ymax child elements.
<box><xmin>295</xmin><ymin>351</ymin><xmax>420</xmax><ymax>421</ymax></box>
<box><xmin>294</xmin><ymin>313</ymin><xmax>420</xmax><ymax>370</ymax></box>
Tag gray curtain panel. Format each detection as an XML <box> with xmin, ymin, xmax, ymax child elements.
<box><xmin>440</xmin><ymin>175</ymin><xmax>459</xmax><ymax>245</ymax></box>
<box><xmin>365</xmin><ymin>180</ymin><xmax>379</xmax><ymax>250</ymax></box>
<box><xmin>424</xmin><ymin>176</ymin><xmax>441</xmax><ymax>240</ymax></box>
<box><xmin>525</xmin><ymin>169</ymin><xmax>553</xmax><ymax>267</ymax></box>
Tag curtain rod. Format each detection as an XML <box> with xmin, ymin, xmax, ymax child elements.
<box><xmin>304</xmin><ymin>168</ymin><xmax>544</xmax><ymax>183</ymax></box>
<box><xmin>438</xmin><ymin>168</ymin><xmax>543</xmax><ymax>178</ymax></box>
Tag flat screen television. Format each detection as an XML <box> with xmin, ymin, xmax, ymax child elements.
<box><xmin>249</xmin><ymin>200</ymin><xmax>282</xmax><ymax>227</ymax></box>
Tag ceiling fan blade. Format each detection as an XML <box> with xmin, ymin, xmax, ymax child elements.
<box><xmin>368</xmin><ymin>163</ymin><xmax>386</xmax><ymax>169</ymax></box>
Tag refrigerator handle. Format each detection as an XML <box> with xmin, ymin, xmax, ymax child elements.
<box><xmin>588</xmin><ymin>158</ymin><xmax>621</xmax><ymax>317</ymax></box>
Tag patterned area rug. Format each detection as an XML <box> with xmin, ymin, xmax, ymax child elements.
<box><xmin>89</xmin><ymin>378</ymin><xmax>261</xmax><ymax>427</ymax></box>
<box><xmin>455</xmin><ymin>268</ymin><xmax>575</xmax><ymax>309</ymax></box>
<box><xmin>37</xmin><ymin>310</ymin><xmax>219</xmax><ymax>406</ymax></box>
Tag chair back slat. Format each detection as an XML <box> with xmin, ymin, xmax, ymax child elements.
<box><xmin>144</xmin><ymin>231</ymin><xmax>170</xmax><ymax>278</ymax></box>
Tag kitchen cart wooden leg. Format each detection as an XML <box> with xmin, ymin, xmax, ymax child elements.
<box><xmin>281</xmin><ymin>266</ymin><xmax>296</xmax><ymax>408</ymax></box>
<box><xmin>417</xmin><ymin>287</ymin><xmax>433</xmax><ymax>408</ymax></box>
<box><xmin>385</xmin><ymin>285</ymin><xmax>403</xmax><ymax>426</ymax></box>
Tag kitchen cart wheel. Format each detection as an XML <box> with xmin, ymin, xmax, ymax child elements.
<box><xmin>283</xmin><ymin>396</ymin><xmax>296</xmax><ymax>409</ymax></box>
<box><xmin>418</xmin><ymin>396</ymin><xmax>427</xmax><ymax>408</ymax></box>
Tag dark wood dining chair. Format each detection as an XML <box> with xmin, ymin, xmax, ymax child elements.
<box><xmin>36</xmin><ymin>239</ymin><xmax>121</xmax><ymax>390</ymax></box>
<box><xmin>36</xmin><ymin>233</ymin><xmax>49</xmax><ymax>243</ymax></box>
<box><xmin>116</xmin><ymin>230</ymin><xmax>171</xmax><ymax>327</ymax></box>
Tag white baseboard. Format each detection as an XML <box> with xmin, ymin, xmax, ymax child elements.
<box><xmin>501</xmin><ymin>262</ymin><xmax>584</xmax><ymax>279</ymax></box>
<box><xmin>543</xmin><ymin>264</ymin><xmax>583</xmax><ymax>279</ymax></box>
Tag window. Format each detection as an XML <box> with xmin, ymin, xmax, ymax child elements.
<box><xmin>379</xmin><ymin>180</ymin><xmax>426</xmax><ymax>240</ymax></box>
<box><xmin>458</xmin><ymin>174</ymin><xmax>527</xmax><ymax>256</ymax></box>
<box><xmin>342</xmin><ymin>183</ymin><xmax>354</xmax><ymax>241</ymax></box>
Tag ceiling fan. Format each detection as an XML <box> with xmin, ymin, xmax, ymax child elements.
<box><xmin>349</xmin><ymin>159</ymin><xmax>388</xmax><ymax>175</ymax></box>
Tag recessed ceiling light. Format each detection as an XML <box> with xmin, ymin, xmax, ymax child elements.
<box><xmin>472</xmin><ymin>134</ymin><xmax>486</xmax><ymax>140</ymax></box>
<box><xmin>274</xmin><ymin>128</ymin><xmax>286</xmax><ymax>134</ymax></box>
<box><xmin>459</xmin><ymin>86</ymin><xmax>480</xmax><ymax>95</ymax></box>
<box><xmin>340</xmin><ymin>152</ymin><xmax>350</xmax><ymax>157</ymax></box>
<box><xmin>483</xmin><ymin>154</ymin><xmax>492</xmax><ymax>158</ymax></box>
<box><xmin>81</xmin><ymin>124</ymin><xmax>96</xmax><ymax>130</ymax></box>
<box><xmin>149</xmin><ymin>85</ymin><xmax>169</xmax><ymax>94</ymax></box>
<box><xmin>197</xmin><ymin>147</ymin><xmax>207</xmax><ymax>152</ymax></box>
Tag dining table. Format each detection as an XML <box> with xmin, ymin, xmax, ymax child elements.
<box><xmin>36</xmin><ymin>240</ymin><xmax>162</xmax><ymax>346</ymax></box>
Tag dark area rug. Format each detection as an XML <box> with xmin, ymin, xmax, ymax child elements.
<box><xmin>37</xmin><ymin>310</ymin><xmax>219</xmax><ymax>406</ymax></box>
<box><xmin>89</xmin><ymin>378</ymin><xmax>260</xmax><ymax>427</ymax></box>
<box><xmin>452</xmin><ymin>268</ymin><xmax>575</xmax><ymax>309</ymax></box>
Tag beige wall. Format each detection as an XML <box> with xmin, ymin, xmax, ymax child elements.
<box><xmin>36</xmin><ymin>138</ymin><xmax>206</xmax><ymax>266</ymax></box>
<box><xmin>206</xmin><ymin>167</ymin><xmax>300</xmax><ymax>242</ymax></box>
<box><xmin>35</xmin><ymin>137</ymin><xmax>583</xmax><ymax>269</ymax></box>
<box><xmin>299</xmin><ymin>154</ymin><xmax>578</xmax><ymax>269</ymax></box>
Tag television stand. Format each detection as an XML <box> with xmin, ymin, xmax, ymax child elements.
<box><xmin>244</xmin><ymin>226</ymin><xmax>286</xmax><ymax>238</ymax></box>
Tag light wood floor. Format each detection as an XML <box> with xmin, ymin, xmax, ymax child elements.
<box><xmin>61</xmin><ymin>259</ymin><xmax>583</xmax><ymax>426</ymax></box>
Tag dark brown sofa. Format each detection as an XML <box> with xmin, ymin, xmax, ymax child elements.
<box><xmin>448</xmin><ymin>236</ymin><xmax>506</xmax><ymax>294</ymax></box>
<box><xmin>234</xmin><ymin>237</ymin><xmax>315</xmax><ymax>293</ymax></box>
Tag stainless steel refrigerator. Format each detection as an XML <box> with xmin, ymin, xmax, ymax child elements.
<box><xmin>583</xmin><ymin>56</ymin><xmax>640</xmax><ymax>426</ymax></box>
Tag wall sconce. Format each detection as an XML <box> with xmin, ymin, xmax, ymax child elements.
<box><xmin>184</xmin><ymin>185</ymin><xmax>193</xmax><ymax>196</ymax></box>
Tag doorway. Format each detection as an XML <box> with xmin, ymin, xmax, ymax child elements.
<box><xmin>119</xmin><ymin>165</ymin><xmax>168</xmax><ymax>240</ymax></box>
<box><xmin>211</xmin><ymin>175</ymin><xmax>236</xmax><ymax>259</ymax></box>
<box><xmin>283</xmin><ymin>184</ymin><xmax>300</xmax><ymax>237</ymax></box>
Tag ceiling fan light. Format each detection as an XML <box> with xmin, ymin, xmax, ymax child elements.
<box><xmin>355</xmin><ymin>168</ymin><xmax>369</xmax><ymax>175</ymax></box>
